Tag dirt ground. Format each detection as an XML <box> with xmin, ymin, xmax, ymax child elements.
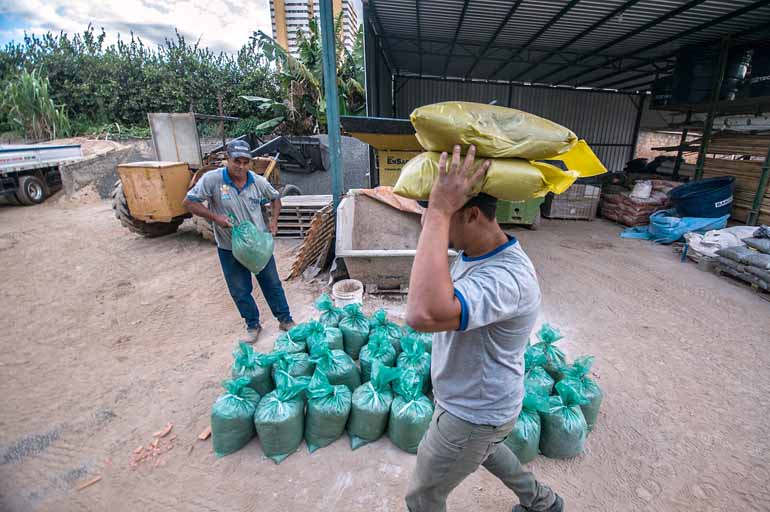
<box><xmin>1</xmin><ymin>195</ymin><xmax>769</xmax><ymax>512</ymax></box>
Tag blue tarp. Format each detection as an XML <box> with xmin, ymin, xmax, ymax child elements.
<box><xmin>621</xmin><ymin>209</ymin><xmax>730</xmax><ymax>245</ymax></box>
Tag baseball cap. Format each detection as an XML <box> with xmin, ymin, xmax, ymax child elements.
<box><xmin>417</xmin><ymin>193</ymin><xmax>497</xmax><ymax>211</ymax></box>
<box><xmin>226</xmin><ymin>140</ymin><xmax>252</xmax><ymax>160</ymax></box>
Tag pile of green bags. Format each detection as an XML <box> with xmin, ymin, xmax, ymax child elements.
<box><xmin>403</xmin><ymin>326</ymin><xmax>432</xmax><ymax>354</ymax></box>
<box><xmin>503</xmin><ymin>386</ymin><xmax>549</xmax><ymax>464</ymax></box>
<box><xmin>230</xmin><ymin>214</ymin><xmax>274</xmax><ymax>274</ymax></box>
<box><xmin>560</xmin><ymin>356</ymin><xmax>603</xmax><ymax>431</ymax></box>
<box><xmin>531</xmin><ymin>324</ymin><xmax>567</xmax><ymax>380</ymax></box>
<box><xmin>369</xmin><ymin>309</ymin><xmax>404</xmax><ymax>355</ymax></box>
<box><xmin>388</xmin><ymin>369</ymin><xmax>433</xmax><ymax>454</ymax></box>
<box><xmin>305</xmin><ymin>369</ymin><xmax>352</xmax><ymax>453</ymax></box>
<box><xmin>271</xmin><ymin>351</ymin><xmax>314</xmax><ymax>381</ymax></box>
<box><xmin>339</xmin><ymin>304</ymin><xmax>370</xmax><ymax>360</ymax></box>
<box><xmin>274</xmin><ymin>330</ymin><xmax>306</xmax><ymax>354</ymax></box>
<box><xmin>231</xmin><ymin>343</ymin><xmax>283</xmax><ymax>396</ymax></box>
<box><xmin>310</xmin><ymin>343</ymin><xmax>361</xmax><ymax>393</ymax></box>
<box><xmin>393</xmin><ymin>102</ymin><xmax>607</xmax><ymax>202</ymax></box>
<box><xmin>539</xmin><ymin>381</ymin><xmax>589</xmax><ymax>459</ymax></box>
<box><xmin>254</xmin><ymin>371</ymin><xmax>309</xmax><ymax>464</ymax></box>
<box><xmin>359</xmin><ymin>331</ymin><xmax>397</xmax><ymax>382</ymax></box>
<box><xmin>348</xmin><ymin>362</ymin><xmax>401</xmax><ymax>450</ymax></box>
<box><xmin>211</xmin><ymin>377</ymin><xmax>260</xmax><ymax>457</ymax></box>
<box><xmin>397</xmin><ymin>335</ymin><xmax>431</xmax><ymax>395</ymax></box>
<box><xmin>524</xmin><ymin>345</ymin><xmax>554</xmax><ymax>396</ymax></box>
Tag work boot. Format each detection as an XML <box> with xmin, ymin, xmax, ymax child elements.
<box><xmin>513</xmin><ymin>495</ymin><xmax>564</xmax><ymax>512</ymax></box>
<box><xmin>279</xmin><ymin>321</ymin><xmax>296</xmax><ymax>332</ymax></box>
<box><xmin>242</xmin><ymin>326</ymin><xmax>262</xmax><ymax>344</ymax></box>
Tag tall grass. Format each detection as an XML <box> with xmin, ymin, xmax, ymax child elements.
<box><xmin>2</xmin><ymin>69</ymin><xmax>70</xmax><ymax>140</ymax></box>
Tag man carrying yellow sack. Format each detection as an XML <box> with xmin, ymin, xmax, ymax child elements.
<box><xmin>405</xmin><ymin>145</ymin><xmax>563</xmax><ymax>512</ymax></box>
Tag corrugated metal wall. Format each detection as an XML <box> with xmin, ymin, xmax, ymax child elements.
<box><xmin>394</xmin><ymin>77</ymin><xmax>642</xmax><ymax>172</ymax></box>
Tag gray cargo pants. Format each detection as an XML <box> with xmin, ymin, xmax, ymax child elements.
<box><xmin>406</xmin><ymin>404</ymin><xmax>556</xmax><ymax>512</ymax></box>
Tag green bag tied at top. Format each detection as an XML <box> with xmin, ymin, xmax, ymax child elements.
<box><xmin>229</xmin><ymin>213</ymin><xmax>274</xmax><ymax>274</ymax></box>
<box><xmin>230</xmin><ymin>342</ymin><xmax>284</xmax><ymax>396</ymax></box>
<box><xmin>339</xmin><ymin>303</ymin><xmax>370</xmax><ymax>360</ymax></box>
<box><xmin>397</xmin><ymin>335</ymin><xmax>431</xmax><ymax>395</ymax></box>
<box><xmin>523</xmin><ymin>344</ymin><xmax>554</xmax><ymax>396</ymax></box>
<box><xmin>532</xmin><ymin>324</ymin><xmax>567</xmax><ymax>381</ymax></box>
<box><xmin>539</xmin><ymin>380</ymin><xmax>589</xmax><ymax>459</ymax></box>
<box><xmin>504</xmin><ymin>387</ymin><xmax>550</xmax><ymax>464</ymax></box>
<box><xmin>274</xmin><ymin>330</ymin><xmax>306</xmax><ymax>354</ymax></box>
<box><xmin>315</xmin><ymin>293</ymin><xmax>344</xmax><ymax>327</ymax></box>
<box><xmin>310</xmin><ymin>342</ymin><xmax>361</xmax><ymax>393</ymax></box>
<box><xmin>302</xmin><ymin>320</ymin><xmax>344</xmax><ymax>355</ymax></box>
<box><xmin>403</xmin><ymin>326</ymin><xmax>433</xmax><ymax>354</ymax></box>
<box><xmin>304</xmin><ymin>369</ymin><xmax>352</xmax><ymax>453</ymax></box>
<box><xmin>559</xmin><ymin>355</ymin><xmax>603</xmax><ymax>431</ymax></box>
<box><xmin>271</xmin><ymin>351</ymin><xmax>315</xmax><ymax>382</ymax></box>
<box><xmin>211</xmin><ymin>377</ymin><xmax>260</xmax><ymax>457</ymax></box>
<box><xmin>359</xmin><ymin>331</ymin><xmax>397</xmax><ymax>383</ymax></box>
<box><xmin>369</xmin><ymin>309</ymin><xmax>404</xmax><ymax>355</ymax></box>
<box><xmin>253</xmin><ymin>371</ymin><xmax>309</xmax><ymax>464</ymax></box>
<box><xmin>388</xmin><ymin>368</ymin><xmax>433</xmax><ymax>454</ymax></box>
<box><xmin>347</xmin><ymin>362</ymin><xmax>401</xmax><ymax>450</ymax></box>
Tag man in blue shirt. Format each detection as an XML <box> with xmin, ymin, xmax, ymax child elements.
<box><xmin>183</xmin><ymin>140</ymin><xmax>294</xmax><ymax>343</ymax></box>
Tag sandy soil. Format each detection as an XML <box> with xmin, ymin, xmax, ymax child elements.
<box><xmin>1</xmin><ymin>196</ymin><xmax>769</xmax><ymax>512</ymax></box>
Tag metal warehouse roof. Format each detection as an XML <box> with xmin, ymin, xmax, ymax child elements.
<box><xmin>365</xmin><ymin>0</ymin><xmax>770</xmax><ymax>92</ymax></box>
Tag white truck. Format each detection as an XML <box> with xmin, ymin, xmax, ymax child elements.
<box><xmin>0</xmin><ymin>143</ymin><xmax>83</xmax><ymax>204</ymax></box>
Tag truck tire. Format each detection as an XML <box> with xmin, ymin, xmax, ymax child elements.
<box><xmin>15</xmin><ymin>175</ymin><xmax>48</xmax><ymax>205</ymax></box>
<box><xmin>280</xmin><ymin>184</ymin><xmax>302</xmax><ymax>197</ymax></box>
<box><xmin>111</xmin><ymin>182</ymin><xmax>183</xmax><ymax>237</ymax></box>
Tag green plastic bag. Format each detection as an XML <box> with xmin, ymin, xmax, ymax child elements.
<box><xmin>539</xmin><ymin>380</ymin><xmax>589</xmax><ymax>459</ymax></box>
<box><xmin>274</xmin><ymin>331</ymin><xmax>306</xmax><ymax>354</ymax></box>
<box><xmin>359</xmin><ymin>332</ymin><xmax>398</xmax><ymax>383</ymax></box>
<box><xmin>271</xmin><ymin>351</ymin><xmax>315</xmax><ymax>382</ymax></box>
<box><xmin>315</xmin><ymin>293</ymin><xmax>344</xmax><ymax>327</ymax></box>
<box><xmin>304</xmin><ymin>320</ymin><xmax>344</xmax><ymax>355</ymax></box>
<box><xmin>310</xmin><ymin>343</ymin><xmax>361</xmax><ymax>393</ymax></box>
<box><xmin>347</xmin><ymin>362</ymin><xmax>401</xmax><ymax>449</ymax></box>
<box><xmin>560</xmin><ymin>356</ymin><xmax>603</xmax><ymax>431</ymax></box>
<box><xmin>504</xmin><ymin>389</ymin><xmax>550</xmax><ymax>464</ymax></box>
<box><xmin>397</xmin><ymin>335</ymin><xmax>432</xmax><ymax>395</ymax></box>
<box><xmin>532</xmin><ymin>324</ymin><xmax>567</xmax><ymax>381</ymax></box>
<box><xmin>369</xmin><ymin>309</ymin><xmax>404</xmax><ymax>355</ymax></box>
<box><xmin>524</xmin><ymin>345</ymin><xmax>554</xmax><ymax>396</ymax></box>
<box><xmin>403</xmin><ymin>326</ymin><xmax>433</xmax><ymax>354</ymax></box>
<box><xmin>339</xmin><ymin>303</ymin><xmax>370</xmax><ymax>360</ymax></box>
<box><xmin>254</xmin><ymin>371</ymin><xmax>309</xmax><ymax>464</ymax></box>
<box><xmin>388</xmin><ymin>368</ymin><xmax>434</xmax><ymax>454</ymax></box>
<box><xmin>231</xmin><ymin>343</ymin><xmax>284</xmax><ymax>396</ymax></box>
<box><xmin>230</xmin><ymin>213</ymin><xmax>274</xmax><ymax>274</ymax></box>
<box><xmin>211</xmin><ymin>377</ymin><xmax>260</xmax><ymax>457</ymax></box>
<box><xmin>305</xmin><ymin>369</ymin><xmax>352</xmax><ymax>453</ymax></box>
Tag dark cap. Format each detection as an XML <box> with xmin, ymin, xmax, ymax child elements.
<box><xmin>226</xmin><ymin>140</ymin><xmax>252</xmax><ymax>160</ymax></box>
<box><xmin>417</xmin><ymin>193</ymin><xmax>497</xmax><ymax>211</ymax></box>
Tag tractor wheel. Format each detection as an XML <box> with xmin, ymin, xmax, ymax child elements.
<box><xmin>192</xmin><ymin>216</ymin><xmax>216</xmax><ymax>243</ymax></box>
<box><xmin>15</xmin><ymin>175</ymin><xmax>48</xmax><ymax>205</ymax></box>
<box><xmin>111</xmin><ymin>182</ymin><xmax>182</xmax><ymax>237</ymax></box>
<box><xmin>280</xmin><ymin>184</ymin><xmax>302</xmax><ymax>197</ymax></box>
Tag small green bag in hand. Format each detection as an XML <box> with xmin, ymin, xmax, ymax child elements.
<box><xmin>359</xmin><ymin>332</ymin><xmax>397</xmax><ymax>382</ymax></box>
<box><xmin>211</xmin><ymin>377</ymin><xmax>260</xmax><ymax>457</ymax></box>
<box><xmin>305</xmin><ymin>369</ymin><xmax>352</xmax><ymax>453</ymax></box>
<box><xmin>315</xmin><ymin>293</ymin><xmax>344</xmax><ymax>327</ymax></box>
<box><xmin>387</xmin><ymin>368</ymin><xmax>434</xmax><ymax>454</ymax></box>
<box><xmin>231</xmin><ymin>342</ymin><xmax>285</xmax><ymax>396</ymax></box>
<box><xmin>339</xmin><ymin>303</ymin><xmax>370</xmax><ymax>360</ymax></box>
<box><xmin>539</xmin><ymin>380</ymin><xmax>589</xmax><ymax>459</ymax></box>
<box><xmin>254</xmin><ymin>371</ymin><xmax>309</xmax><ymax>464</ymax></box>
<box><xmin>559</xmin><ymin>355</ymin><xmax>603</xmax><ymax>431</ymax></box>
<box><xmin>230</xmin><ymin>213</ymin><xmax>274</xmax><ymax>274</ymax></box>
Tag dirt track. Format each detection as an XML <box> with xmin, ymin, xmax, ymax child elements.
<box><xmin>1</xmin><ymin>196</ymin><xmax>769</xmax><ymax>512</ymax></box>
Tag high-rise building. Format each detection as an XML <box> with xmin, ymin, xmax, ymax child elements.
<box><xmin>270</xmin><ymin>0</ymin><xmax>359</xmax><ymax>57</ymax></box>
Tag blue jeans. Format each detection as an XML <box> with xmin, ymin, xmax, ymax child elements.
<box><xmin>217</xmin><ymin>248</ymin><xmax>293</xmax><ymax>329</ymax></box>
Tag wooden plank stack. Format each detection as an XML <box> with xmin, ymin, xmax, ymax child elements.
<box><xmin>275</xmin><ymin>195</ymin><xmax>332</xmax><ymax>239</ymax></box>
<box><xmin>288</xmin><ymin>204</ymin><xmax>336</xmax><ymax>280</ymax></box>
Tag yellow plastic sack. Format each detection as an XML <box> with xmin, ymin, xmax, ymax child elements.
<box><xmin>411</xmin><ymin>102</ymin><xmax>577</xmax><ymax>160</ymax></box>
<box><xmin>393</xmin><ymin>152</ymin><xmax>579</xmax><ymax>202</ymax></box>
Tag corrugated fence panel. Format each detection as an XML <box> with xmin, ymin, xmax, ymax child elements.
<box><xmin>395</xmin><ymin>77</ymin><xmax>640</xmax><ymax>171</ymax></box>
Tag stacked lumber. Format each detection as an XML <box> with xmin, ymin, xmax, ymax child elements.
<box><xmin>276</xmin><ymin>195</ymin><xmax>332</xmax><ymax>238</ymax></box>
<box><xmin>288</xmin><ymin>204</ymin><xmax>335</xmax><ymax>279</ymax></box>
<box><xmin>702</xmin><ymin>158</ymin><xmax>770</xmax><ymax>225</ymax></box>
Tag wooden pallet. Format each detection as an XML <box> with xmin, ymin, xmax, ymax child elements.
<box><xmin>287</xmin><ymin>204</ymin><xmax>336</xmax><ymax>279</ymax></box>
<box><xmin>275</xmin><ymin>195</ymin><xmax>332</xmax><ymax>238</ymax></box>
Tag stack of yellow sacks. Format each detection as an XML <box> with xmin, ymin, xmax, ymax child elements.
<box><xmin>393</xmin><ymin>102</ymin><xmax>607</xmax><ymax>201</ymax></box>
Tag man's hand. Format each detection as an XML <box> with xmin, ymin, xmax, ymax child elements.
<box><xmin>213</xmin><ymin>214</ymin><xmax>233</xmax><ymax>229</ymax></box>
<box><xmin>428</xmin><ymin>144</ymin><xmax>490</xmax><ymax>216</ymax></box>
<box><xmin>269</xmin><ymin>218</ymin><xmax>278</xmax><ymax>236</ymax></box>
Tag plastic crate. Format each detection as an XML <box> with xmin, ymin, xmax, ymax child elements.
<box><xmin>542</xmin><ymin>184</ymin><xmax>601</xmax><ymax>220</ymax></box>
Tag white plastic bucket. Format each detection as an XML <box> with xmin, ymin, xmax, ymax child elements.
<box><xmin>332</xmin><ymin>279</ymin><xmax>364</xmax><ymax>308</ymax></box>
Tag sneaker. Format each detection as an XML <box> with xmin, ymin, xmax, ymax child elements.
<box><xmin>242</xmin><ymin>326</ymin><xmax>262</xmax><ymax>344</ymax></box>
<box><xmin>512</xmin><ymin>495</ymin><xmax>564</xmax><ymax>512</ymax></box>
<box><xmin>279</xmin><ymin>321</ymin><xmax>296</xmax><ymax>332</ymax></box>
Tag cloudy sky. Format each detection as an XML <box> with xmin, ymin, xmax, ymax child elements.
<box><xmin>0</xmin><ymin>0</ymin><xmax>361</xmax><ymax>54</ymax></box>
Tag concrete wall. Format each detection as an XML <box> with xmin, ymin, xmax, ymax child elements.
<box><xmin>60</xmin><ymin>141</ymin><xmax>154</xmax><ymax>198</ymax></box>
